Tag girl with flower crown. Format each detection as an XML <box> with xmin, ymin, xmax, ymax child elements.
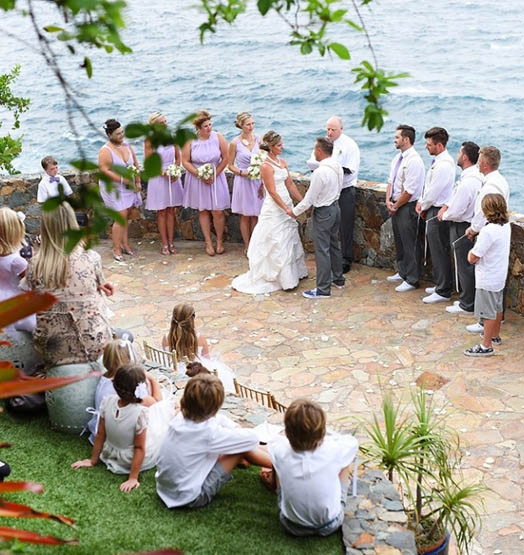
<box><xmin>86</xmin><ymin>338</ymin><xmax>163</xmax><ymax>443</ymax></box>
<box><xmin>72</xmin><ymin>364</ymin><xmax>174</xmax><ymax>492</ymax></box>
<box><xmin>162</xmin><ymin>303</ymin><xmax>235</xmax><ymax>392</ymax></box>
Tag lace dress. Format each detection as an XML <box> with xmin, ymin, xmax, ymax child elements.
<box><xmin>232</xmin><ymin>159</ymin><xmax>307</xmax><ymax>293</ymax></box>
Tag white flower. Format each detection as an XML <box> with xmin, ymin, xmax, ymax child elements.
<box><xmin>127</xmin><ymin>164</ymin><xmax>141</xmax><ymax>176</ymax></box>
<box><xmin>246</xmin><ymin>165</ymin><xmax>261</xmax><ymax>180</ymax></box>
<box><xmin>250</xmin><ymin>151</ymin><xmax>267</xmax><ymax>167</ymax></box>
<box><xmin>165</xmin><ymin>163</ymin><xmax>183</xmax><ymax>179</ymax></box>
<box><xmin>197</xmin><ymin>163</ymin><xmax>214</xmax><ymax>181</ymax></box>
<box><xmin>134</xmin><ymin>382</ymin><xmax>148</xmax><ymax>400</ymax></box>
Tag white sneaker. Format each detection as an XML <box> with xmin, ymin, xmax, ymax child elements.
<box><xmin>425</xmin><ymin>286</ymin><xmax>436</xmax><ymax>294</ymax></box>
<box><xmin>466</xmin><ymin>322</ymin><xmax>484</xmax><ymax>333</ymax></box>
<box><xmin>387</xmin><ymin>272</ymin><xmax>402</xmax><ymax>282</ymax></box>
<box><xmin>395</xmin><ymin>281</ymin><xmax>416</xmax><ymax>292</ymax></box>
<box><xmin>453</xmin><ymin>300</ymin><xmax>460</xmax><ymax>306</ymax></box>
<box><xmin>423</xmin><ymin>292</ymin><xmax>451</xmax><ymax>304</ymax></box>
<box><xmin>445</xmin><ymin>304</ymin><xmax>473</xmax><ymax>314</ymax></box>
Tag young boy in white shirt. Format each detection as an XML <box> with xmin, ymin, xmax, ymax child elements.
<box><xmin>37</xmin><ymin>156</ymin><xmax>73</xmax><ymax>203</ymax></box>
<box><xmin>267</xmin><ymin>399</ymin><xmax>359</xmax><ymax>536</ymax></box>
<box><xmin>155</xmin><ymin>374</ymin><xmax>272</xmax><ymax>508</ymax></box>
<box><xmin>465</xmin><ymin>193</ymin><xmax>511</xmax><ymax>357</ymax></box>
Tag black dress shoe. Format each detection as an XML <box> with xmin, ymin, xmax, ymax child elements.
<box><xmin>0</xmin><ymin>460</ymin><xmax>11</xmax><ymax>481</ymax></box>
<box><xmin>343</xmin><ymin>264</ymin><xmax>351</xmax><ymax>274</ymax></box>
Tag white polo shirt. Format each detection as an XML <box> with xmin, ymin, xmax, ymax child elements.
<box><xmin>472</xmin><ymin>222</ymin><xmax>511</xmax><ymax>291</ymax></box>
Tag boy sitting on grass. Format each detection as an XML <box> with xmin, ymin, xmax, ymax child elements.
<box><xmin>465</xmin><ymin>193</ymin><xmax>511</xmax><ymax>357</ymax></box>
<box><xmin>155</xmin><ymin>373</ymin><xmax>272</xmax><ymax>508</ymax></box>
<box><xmin>265</xmin><ymin>399</ymin><xmax>358</xmax><ymax>537</ymax></box>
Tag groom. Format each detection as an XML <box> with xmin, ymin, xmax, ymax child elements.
<box><xmin>292</xmin><ymin>137</ymin><xmax>344</xmax><ymax>299</ymax></box>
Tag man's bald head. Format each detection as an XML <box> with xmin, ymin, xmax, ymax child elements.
<box><xmin>326</xmin><ymin>116</ymin><xmax>343</xmax><ymax>140</ymax></box>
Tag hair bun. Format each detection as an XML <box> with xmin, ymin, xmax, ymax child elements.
<box><xmin>259</xmin><ymin>142</ymin><xmax>270</xmax><ymax>152</ymax></box>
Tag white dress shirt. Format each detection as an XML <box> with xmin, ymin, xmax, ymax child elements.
<box><xmin>307</xmin><ymin>133</ymin><xmax>360</xmax><ymax>188</ymax></box>
<box><xmin>293</xmin><ymin>156</ymin><xmax>343</xmax><ymax>216</ymax></box>
<box><xmin>442</xmin><ymin>165</ymin><xmax>483</xmax><ymax>223</ymax></box>
<box><xmin>155</xmin><ymin>412</ymin><xmax>259</xmax><ymax>508</ymax></box>
<box><xmin>37</xmin><ymin>174</ymin><xmax>73</xmax><ymax>203</ymax></box>
<box><xmin>420</xmin><ymin>149</ymin><xmax>456</xmax><ymax>210</ymax></box>
<box><xmin>269</xmin><ymin>432</ymin><xmax>359</xmax><ymax>528</ymax></box>
<box><xmin>388</xmin><ymin>146</ymin><xmax>425</xmax><ymax>202</ymax></box>
<box><xmin>471</xmin><ymin>170</ymin><xmax>510</xmax><ymax>232</ymax></box>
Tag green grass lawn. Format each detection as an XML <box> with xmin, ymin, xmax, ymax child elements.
<box><xmin>1</xmin><ymin>410</ymin><xmax>343</xmax><ymax>554</ymax></box>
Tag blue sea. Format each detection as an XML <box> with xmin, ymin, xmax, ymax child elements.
<box><xmin>2</xmin><ymin>0</ymin><xmax>524</xmax><ymax>210</ymax></box>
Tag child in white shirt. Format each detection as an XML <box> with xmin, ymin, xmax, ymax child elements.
<box><xmin>155</xmin><ymin>373</ymin><xmax>272</xmax><ymax>508</ymax></box>
<box><xmin>465</xmin><ymin>193</ymin><xmax>511</xmax><ymax>356</ymax></box>
<box><xmin>37</xmin><ymin>156</ymin><xmax>73</xmax><ymax>203</ymax></box>
<box><xmin>267</xmin><ymin>399</ymin><xmax>359</xmax><ymax>536</ymax></box>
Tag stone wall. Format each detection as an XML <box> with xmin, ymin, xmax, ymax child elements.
<box><xmin>1</xmin><ymin>170</ymin><xmax>523</xmax><ymax>315</ymax></box>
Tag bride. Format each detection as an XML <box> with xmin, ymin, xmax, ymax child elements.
<box><xmin>232</xmin><ymin>130</ymin><xmax>308</xmax><ymax>294</ymax></box>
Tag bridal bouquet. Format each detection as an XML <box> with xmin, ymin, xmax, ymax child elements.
<box><xmin>127</xmin><ymin>164</ymin><xmax>141</xmax><ymax>177</ymax></box>
<box><xmin>197</xmin><ymin>163</ymin><xmax>214</xmax><ymax>181</ymax></box>
<box><xmin>246</xmin><ymin>151</ymin><xmax>266</xmax><ymax>179</ymax></box>
<box><xmin>165</xmin><ymin>163</ymin><xmax>183</xmax><ymax>179</ymax></box>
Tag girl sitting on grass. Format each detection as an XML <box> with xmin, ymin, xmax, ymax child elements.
<box><xmin>73</xmin><ymin>364</ymin><xmax>174</xmax><ymax>492</ymax></box>
<box><xmin>86</xmin><ymin>339</ymin><xmax>163</xmax><ymax>443</ymax></box>
<box><xmin>162</xmin><ymin>303</ymin><xmax>235</xmax><ymax>392</ymax></box>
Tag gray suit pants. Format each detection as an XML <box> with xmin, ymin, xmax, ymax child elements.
<box><xmin>391</xmin><ymin>201</ymin><xmax>421</xmax><ymax>286</ymax></box>
<box><xmin>338</xmin><ymin>186</ymin><xmax>356</xmax><ymax>265</ymax></box>
<box><xmin>313</xmin><ymin>202</ymin><xmax>344</xmax><ymax>295</ymax></box>
<box><xmin>426</xmin><ymin>206</ymin><xmax>452</xmax><ymax>298</ymax></box>
<box><xmin>450</xmin><ymin>221</ymin><xmax>475</xmax><ymax>312</ymax></box>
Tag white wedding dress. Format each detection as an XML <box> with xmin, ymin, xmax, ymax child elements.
<box><xmin>232</xmin><ymin>160</ymin><xmax>307</xmax><ymax>294</ymax></box>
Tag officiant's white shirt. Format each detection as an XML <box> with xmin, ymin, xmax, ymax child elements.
<box><xmin>292</xmin><ymin>157</ymin><xmax>343</xmax><ymax>217</ymax></box>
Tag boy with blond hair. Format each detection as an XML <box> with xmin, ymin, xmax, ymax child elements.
<box><xmin>267</xmin><ymin>399</ymin><xmax>358</xmax><ymax>536</ymax></box>
<box><xmin>465</xmin><ymin>193</ymin><xmax>511</xmax><ymax>356</ymax></box>
<box><xmin>155</xmin><ymin>374</ymin><xmax>271</xmax><ymax>508</ymax></box>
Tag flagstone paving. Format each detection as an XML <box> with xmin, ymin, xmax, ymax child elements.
<box><xmin>99</xmin><ymin>239</ymin><xmax>524</xmax><ymax>554</ymax></box>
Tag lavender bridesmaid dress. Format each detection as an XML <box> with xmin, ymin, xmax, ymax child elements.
<box><xmin>183</xmin><ymin>131</ymin><xmax>230</xmax><ymax>211</ymax></box>
<box><xmin>99</xmin><ymin>144</ymin><xmax>142</xmax><ymax>211</ymax></box>
<box><xmin>231</xmin><ymin>137</ymin><xmax>264</xmax><ymax>216</ymax></box>
<box><xmin>145</xmin><ymin>145</ymin><xmax>183</xmax><ymax>210</ymax></box>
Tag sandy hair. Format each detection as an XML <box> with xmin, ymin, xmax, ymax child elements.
<box><xmin>113</xmin><ymin>364</ymin><xmax>146</xmax><ymax>404</ymax></box>
<box><xmin>193</xmin><ymin>110</ymin><xmax>212</xmax><ymax>129</ymax></box>
<box><xmin>148</xmin><ymin>112</ymin><xmax>164</xmax><ymax>125</ymax></box>
<box><xmin>260</xmin><ymin>130</ymin><xmax>281</xmax><ymax>152</ymax></box>
<box><xmin>41</xmin><ymin>155</ymin><xmax>58</xmax><ymax>170</ymax></box>
<box><xmin>479</xmin><ymin>146</ymin><xmax>501</xmax><ymax>170</ymax></box>
<box><xmin>32</xmin><ymin>202</ymin><xmax>79</xmax><ymax>289</ymax></box>
<box><xmin>234</xmin><ymin>112</ymin><xmax>252</xmax><ymax>130</ymax></box>
<box><xmin>167</xmin><ymin>303</ymin><xmax>198</xmax><ymax>360</ymax></box>
<box><xmin>0</xmin><ymin>207</ymin><xmax>25</xmax><ymax>256</ymax></box>
<box><xmin>102</xmin><ymin>340</ymin><xmax>134</xmax><ymax>379</ymax></box>
<box><xmin>180</xmin><ymin>374</ymin><xmax>224</xmax><ymax>422</ymax></box>
<box><xmin>284</xmin><ymin>399</ymin><xmax>326</xmax><ymax>452</ymax></box>
<box><xmin>481</xmin><ymin>193</ymin><xmax>508</xmax><ymax>225</ymax></box>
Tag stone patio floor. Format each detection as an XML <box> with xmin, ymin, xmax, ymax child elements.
<box><xmin>99</xmin><ymin>238</ymin><xmax>523</xmax><ymax>554</ymax></box>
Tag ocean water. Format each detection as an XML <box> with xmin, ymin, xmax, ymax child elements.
<box><xmin>2</xmin><ymin>0</ymin><xmax>524</xmax><ymax>210</ymax></box>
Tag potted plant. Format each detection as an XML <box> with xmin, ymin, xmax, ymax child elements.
<box><xmin>360</xmin><ymin>388</ymin><xmax>485</xmax><ymax>554</ymax></box>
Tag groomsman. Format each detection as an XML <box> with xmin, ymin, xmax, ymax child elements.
<box><xmin>296</xmin><ymin>137</ymin><xmax>344</xmax><ymax>299</ymax></box>
<box><xmin>438</xmin><ymin>142</ymin><xmax>482</xmax><ymax>314</ymax></box>
<box><xmin>308</xmin><ymin>116</ymin><xmax>360</xmax><ymax>273</ymax></box>
<box><xmin>416</xmin><ymin>127</ymin><xmax>456</xmax><ymax>303</ymax></box>
<box><xmin>385</xmin><ymin>124</ymin><xmax>425</xmax><ymax>292</ymax></box>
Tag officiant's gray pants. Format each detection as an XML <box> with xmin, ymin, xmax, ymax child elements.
<box><xmin>313</xmin><ymin>202</ymin><xmax>344</xmax><ymax>296</ymax></box>
<box><xmin>450</xmin><ymin>221</ymin><xmax>475</xmax><ymax>312</ymax></box>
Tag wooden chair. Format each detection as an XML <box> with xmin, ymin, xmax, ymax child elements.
<box><xmin>233</xmin><ymin>378</ymin><xmax>273</xmax><ymax>409</ymax></box>
<box><xmin>270</xmin><ymin>395</ymin><xmax>288</xmax><ymax>414</ymax></box>
<box><xmin>143</xmin><ymin>340</ymin><xmax>178</xmax><ymax>372</ymax></box>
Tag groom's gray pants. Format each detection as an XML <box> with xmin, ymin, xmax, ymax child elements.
<box><xmin>313</xmin><ymin>201</ymin><xmax>344</xmax><ymax>296</ymax></box>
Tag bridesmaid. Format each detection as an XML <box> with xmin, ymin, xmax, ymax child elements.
<box><xmin>228</xmin><ymin>112</ymin><xmax>264</xmax><ymax>254</ymax></box>
<box><xmin>98</xmin><ymin>119</ymin><xmax>142</xmax><ymax>262</ymax></box>
<box><xmin>182</xmin><ymin>110</ymin><xmax>230</xmax><ymax>256</ymax></box>
<box><xmin>144</xmin><ymin>112</ymin><xmax>183</xmax><ymax>255</ymax></box>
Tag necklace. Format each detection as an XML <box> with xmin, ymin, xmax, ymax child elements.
<box><xmin>267</xmin><ymin>155</ymin><xmax>281</xmax><ymax>167</ymax></box>
<box><xmin>241</xmin><ymin>135</ymin><xmax>254</xmax><ymax>147</ymax></box>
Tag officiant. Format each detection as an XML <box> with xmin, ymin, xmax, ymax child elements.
<box><xmin>292</xmin><ymin>137</ymin><xmax>344</xmax><ymax>299</ymax></box>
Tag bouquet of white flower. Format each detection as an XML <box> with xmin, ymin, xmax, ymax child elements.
<box><xmin>197</xmin><ymin>163</ymin><xmax>215</xmax><ymax>181</ymax></box>
<box><xmin>165</xmin><ymin>164</ymin><xmax>183</xmax><ymax>179</ymax></box>
<box><xmin>127</xmin><ymin>164</ymin><xmax>141</xmax><ymax>176</ymax></box>
<box><xmin>247</xmin><ymin>165</ymin><xmax>261</xmax><ymax>180</ymax></box>
<box><xmin>250</xmin><ymin>152</ymin><xmax>267</xmax><ymax>167</ymax></box>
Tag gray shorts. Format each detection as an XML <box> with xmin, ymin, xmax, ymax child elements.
<box><xmin>277</xmin><ymin>480</ymin><xmax>348</xmax><ymax>536</ymax></box>
<box><xmin>474</xmin><ymin>288</ymin><xmax>503</xmax><ymax>320</ymax></box>
<box><xmin>186</xmin><ymin>461</ymin><xmax>232</xmax><ymax>508</ymax></box>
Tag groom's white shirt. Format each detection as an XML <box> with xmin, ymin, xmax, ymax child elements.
<box><xmin>293</xmin><ymin>157</ymin><xmax>343</xmax><ymax>217</ymax></box>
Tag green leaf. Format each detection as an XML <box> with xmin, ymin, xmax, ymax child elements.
<box><xmin>43</xmin><ymin>25</ymin><xmax>64</xmax><ymax>33</ymax></box>
<box><xmin>300</xmin><ymin>42</ymin><xmax>313</xmax><ymax>55</ymax></box>
<box><xmin>83</xmin><ymin>56</ymin><xmax>92</xmax><ymax>78</ymax></box>
<box><xmin>143</xmin><ymin>152</ymin><xmax>162</xmax><ymax>178</ymax></box>
<box><xmin>174</xmin><ymin>128</ymin><xmax>196</xmax><ymax>148</ymax></box>
<box><xmin>41</xmin><ymin>197</ymin><xmax>63</xmax><ymax>212</ymax></box>
<box><xmin>70</xmin><ymin>159</ymin><xmax>98</xmax><ymax>171</ymax></box>
<box><xmin>329</xmin><ymin>42</ymin><xmax>350</xmax><ymax>60</ymax></box>
<box><xmin>257</xmin><ymin>0</ymin><xmax>272</xmax><ymax>16</ymax></box>
<box><xmin>125</xmin><ymin>122</ymin><xmax>149</xmax><ymax>138</ymax></box>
